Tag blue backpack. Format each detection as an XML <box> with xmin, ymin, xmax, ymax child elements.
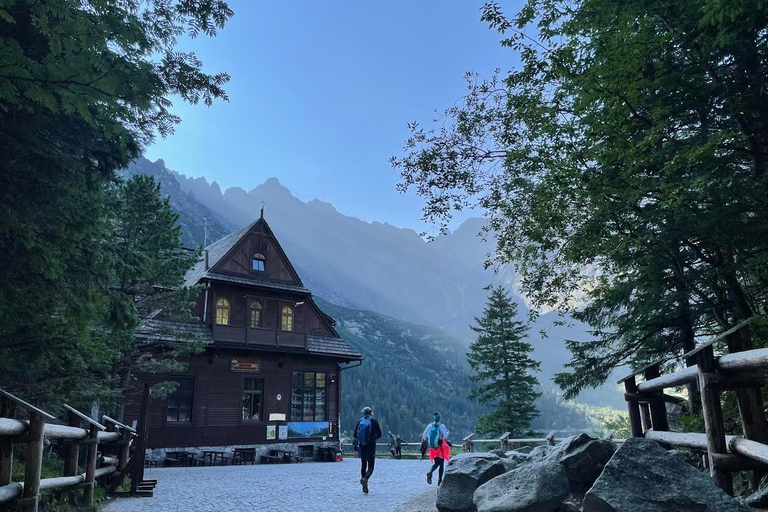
<box><xmin>428</xmin><ymin>423</ymin><xmax>442</xmax><ymax>449</ymax></box>
<box><xmin>357</xmin><ymin>417</ymin><xmax>372</xmax><ymax>445</ymax></box>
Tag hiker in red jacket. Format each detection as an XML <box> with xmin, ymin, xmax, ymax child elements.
<box><xmin>423</xmin><ymin>412</ymin><xmax>451</xmax><ymax>486</ymax></box>
<box><xmin>353</xmin><ymin>406</ymin><xmax>382</xmax><ymax>494</ymax></box>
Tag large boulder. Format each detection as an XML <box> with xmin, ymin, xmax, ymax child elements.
<box><xmin>504</xmin><ymin>451</ymin><xmax>531</xmax><ymax>466</ymax></box>
<box><xmin>583</xmin><ymin>437</ymin><xmax>750</xmax><ymax>512</ymax></box>
<box><xmin>490</xmin><ymin>449</ymin><xmax>507</xmax><ymax>458</ymax></box>
<box><xmin>527</xmin><ymin>445</ymin><xmax>553</xmax><ymax>461</ymax></box>
<box><xmin>516</xmin><ymin>446</ymin><xmax>534</xmax><ymax>454</ymax></box>
<box><xmin>436</xmin><ymin>453</ymin><xmax>507</xmax><ymax>512</ymax></box>
<box><xmin>473</xmin><ymin>460</ymin><xmax>570</xmax><ymax>512</ymax></box>
<box><xmin>547</xmin><ymin>434</ymin><xmax>616</xmax><ymax>493</ymax></box>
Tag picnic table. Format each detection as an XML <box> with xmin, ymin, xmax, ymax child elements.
<box><xmin>202</xmin><ymin>449</ymin><xmax>227</xmax><ymax>466</ymax></box>
<box><xmin>234</xmin><ymin>447</ymin><xmax>256</xmax><ymax>465</ymax></box>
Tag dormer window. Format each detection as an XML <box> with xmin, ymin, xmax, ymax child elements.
<box><xmin>252</xmin><ymin>253</ymin><xmax>266</xmax><ymax>272</ymax></box>
<box><xmin>215</xmin><ymin>298</ymin><xmax>230</xmax><ymax>325</ymax></box>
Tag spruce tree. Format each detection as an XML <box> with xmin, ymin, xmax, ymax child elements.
<box><xmin>467</xmin><ymin>287</ymin><xmax>540</xmax><ymax>436</ymax></box>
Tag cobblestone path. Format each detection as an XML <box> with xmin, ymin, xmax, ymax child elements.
<box><xmin>104</xmin><ymin>459</ymin><xmax>434</xmax><ymax>512</ymax></box>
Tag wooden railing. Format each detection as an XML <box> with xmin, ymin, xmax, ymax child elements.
<box><xmin>618</xmin><ymin>316</ymin><xmax>768</xmax><ymax>495</ymax></box>
<box><xmin>0</xmin><ymin>387</ymin><xmax>147</xmax><ymax>512</ymax></box>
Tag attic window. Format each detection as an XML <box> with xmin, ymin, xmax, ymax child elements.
<box><xmin>252</xmin><ymin>253</ymin><xmax>266</xmax><ymax>272</ymax></box>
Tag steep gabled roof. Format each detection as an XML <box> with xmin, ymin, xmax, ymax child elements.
<box><xmin>185</xmin><ymin>217</ymin><xmax>306</xmax><ymax>290</ymax></box>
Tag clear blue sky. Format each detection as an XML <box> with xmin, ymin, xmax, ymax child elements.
<box><xmin>145</xmin><ymin>0</ymin><xmax>520</xmax><ymax>231</ymax></box>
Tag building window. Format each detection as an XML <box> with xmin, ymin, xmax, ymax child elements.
<box><xmin>215</xmin><ymin>298</ymin><xmax>230</xmax><ymax>325</ymax></box>
<box><xmin>242</xmin><ymin>378</ymin><xmax>264</xmax><ymax>421</ymax></box>
<box><xmin>281</xmin><ymin>306</ymin><xmax>294</xmax><ymax>331</ymax></box>
<box><xmin>252</xmin><ymin>253</ymin><xmax>266</xmax><ymax>272</ymax></box>
<box><xmin>167</xmin><ymin>378</ymin><xmax>194</xmax><ymax>423</ymax></box>
<box><xmin>291</xmin><ymin>371</ymin><xmax>326</xmax><ymax>422</ymax></box>
<box><xmin>249</xmin><ymin>300</ymin><xmax>263</xmax><ymax>328</ymax></box>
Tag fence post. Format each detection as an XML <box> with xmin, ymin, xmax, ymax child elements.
<box><xmin>0</xmin><ymin>397</ymin><xmax>16</xmax><ymax>487</ymax></box>
<box><xmin>462</xmin><ymin>433</ymin><xmax>475</xmax><ymax>453</ymax></box>
<box><xmin>644</xmin><ymin>364</ymin><xmax>670</xmax><ymax>432</ymax></box>
<box><xmin>499</xmin><ymin>432</ymin><xmax>510</xmax><ymax>452</ymax></box>
<box><xmin>131</xmin><ymin>383</ymin><xmax>151</xmax><ymax>494</ymax></box>
<box><xmin>623</xmin><ymin>376</ymin><xmax>644</xmax><ymax>437</ymax></box>
<box><xmin>19</xmin><ymin>412</ymin><xmax>46</xmax><ymax>512</ymax></box>
<box><xmin>118</xmin><ymin>428</ymin><xmax>131</xmax><ymax>473</ymax></box>
<box><xmin>639</xmin><ymin>402</ymin><xmax>652</xmax><ymax>432</ymax></box>
<box><xmin>82</xmin><ymin>424</ymin><xmax>100</xmax><ymax>506</ymax></box>
<box><xmin>697</xmin><ymin>345</ymin><xmax>733</xmax><ymax>495</ymax></box>
<box><xmin>63</xmin><ymin>410</ymin><xmax>81</xmax><ymax>477</ymax></box>
<box><xmin>546</xmin><ymin>431</ymin><xmax>557</xmax><ymax>446</ymax></box>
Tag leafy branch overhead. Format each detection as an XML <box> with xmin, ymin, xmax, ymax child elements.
<box><xmin>0</xmin><ymin>0</ymin><xmax>233</xmax><ymax>146</ymax></box>
<box><xmin>394</xmin><ymin>0</ymin><xmax>768</xmax><ymax>400</ymax></box>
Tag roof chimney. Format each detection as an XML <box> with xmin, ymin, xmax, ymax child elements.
<box><xmin>204</xmin><ymin>249</ymin><xmax>209</xmax><ymax>270</ymax></box>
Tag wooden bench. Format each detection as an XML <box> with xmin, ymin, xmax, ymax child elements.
<box><xmin>259</xmin><ymin>455</ymin><xmax>281</xmax><ymax>464</ymax></box>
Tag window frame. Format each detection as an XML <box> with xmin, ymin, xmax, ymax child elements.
<box><xmin>249</xmin><ymin>299</ymin><xmax>263</xmax><ymax>328</ymax></box>
<box><xmin>290</xmin><ymin>371</ymin><xmax>327</xmax><ymax>422</ymax></box>
<box><xmin>165</xmin><ymin>377</ymin><xmax>194</xmax><ymax>425</ymax></box>
<box><xmin>252</xmin><ymin>253</ymin><xmax>266</xmax><ymax>272</ymax></box>
<box><xmin>240</xmin><ymin>377</ymin><xmax>265</xmax><ymax>423</ymax></box>
<box><xmin>215</xmin><ymin>297</ymin><xmax>231</xmax><ymax>326</ymax></box>
<box><xmin>281</xmin><ymin>305</ymin><xmax>294</xmax><ymax>332</ymax></box>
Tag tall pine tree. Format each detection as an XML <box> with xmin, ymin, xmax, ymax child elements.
<box><xmin>467</xmin><ymin>287</ymin><xmax>540</xmax><ymax>436</ymax></box>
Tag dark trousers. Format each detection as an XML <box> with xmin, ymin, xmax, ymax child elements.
<box><xmin>429</xmin><ymin>457</ymin><xmax>445</xmax><ymax>481</ymax></box>
<box><xmin>359</xmin><ymin>444</ymin><xmax>376</xmax><ymax>480</ymax></box>
<box><xmin>395</xmin><ymin>446</ymin><xmax>402</xmax><ymax>458</ymax></box>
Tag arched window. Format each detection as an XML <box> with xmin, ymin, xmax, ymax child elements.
<box><xmin>215</xmin><ymin>298</ymin><xmax>230</xmax><ymax>325</ymax></box>
<box><xmin>249</xmin><ymin>300</ymin><xmax>263</xmax><ymax>328</ymax></box>
<box><xmin>252</xmin><ymin>253</ymin><xmax>266</xmax><ymax>272</ymax></box>
<box><xmin>281</xmin><ymin>306</ymin><xmax>294</xmax><ymax>331</ymax></box>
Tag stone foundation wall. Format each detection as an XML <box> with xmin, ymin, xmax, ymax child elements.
<box><xmin>147</xmin><ymin>441</ymin><xmax>340</xmax><ymax>465</ymax></box>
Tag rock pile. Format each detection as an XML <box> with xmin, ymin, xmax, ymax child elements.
<box><xmin>433</xmin><ymin>435</ymin><xmax>750</xmax><ymax>512</ymax></box>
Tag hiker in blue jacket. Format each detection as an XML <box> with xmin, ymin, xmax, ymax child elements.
<box><xmin>353</xmin><ymin>406</ymin><xmax>382</xmax><ymax>494</ymax></box>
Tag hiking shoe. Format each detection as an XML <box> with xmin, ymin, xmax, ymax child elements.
<box><xmin>437</xmin><ymin>478</ymin><xmax>442</xmax><ymax>487</ymax></box>
<box><xmin>361</xmin><ymin>478</ymin><xmax>369</xmax><ymax>494</ymax></box>
<box><xmin>426</xmin><ymin>472</ymin><xmax>432</xmax><ymax>485</ymax></box>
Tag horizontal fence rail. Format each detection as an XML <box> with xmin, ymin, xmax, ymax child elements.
<box><xmin>618</xmin><ymin>316</ymin><xmax>768</xmax><ymax>496</ymax></box>
<box><xmin>0</xmin><ymin>388</ymin><xmax>140</xmax><ymax>512</ymax></box>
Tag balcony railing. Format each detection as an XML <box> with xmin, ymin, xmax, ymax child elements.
<box><xmin>212</xmin><ymin>324</ymin><xmax>306</xmax><ymax>349</ymax></box>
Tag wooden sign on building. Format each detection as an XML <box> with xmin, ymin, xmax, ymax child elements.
<box><xmin>230</xmin><ymin>357</ymin><xmax>260</xmax><ymax>373</ymax></box>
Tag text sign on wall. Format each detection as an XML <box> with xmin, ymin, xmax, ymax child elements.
<box><xmin>230</xmin><ymin>357</ymin><xmax>260</xmax><ymax>373</ymax></box>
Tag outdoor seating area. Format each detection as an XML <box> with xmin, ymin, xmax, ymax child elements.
<box><xmin>150</xmin><ymin>448</ymin><xmax>258</xmax><ymax>468</ymax></box>
<box><xmin>259</xmin><ymin>447</ymin><xmax>304</xmax><ymax>464</ymax></box>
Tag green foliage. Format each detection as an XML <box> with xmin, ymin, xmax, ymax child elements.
<box><xmin>467</xmin><ymin>287</ymin><xmax>540</xmax><ymax>436</ymax></box>
<box><xmin>0</xmin><ymin>0</ymin><xmax>230</xmax><ymax>412</ymax></box>
<box><xmin>393</xmin><ymin>0</ymin><xmax>768</xmax><ymax>402</ymax></box>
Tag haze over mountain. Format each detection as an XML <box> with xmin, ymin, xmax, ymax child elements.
<box><xmin>124</xmin><ymin>157</ymin><xmax>622</xmax><ymax>409</ymax></box>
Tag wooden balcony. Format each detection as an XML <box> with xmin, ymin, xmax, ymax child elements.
<box><xmin>212</xmin><ymin>324</ymin><xmax>306</xmax><ymax>350</ymax></box>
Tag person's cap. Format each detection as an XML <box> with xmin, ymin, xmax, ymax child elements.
<box><xmin>362</xmin><ymin>406</ymin><xmax>373</xmax><ymax>415</ymax></box>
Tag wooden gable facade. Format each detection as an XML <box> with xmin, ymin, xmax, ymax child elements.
<box><xmin>123</xmin><ymin>216</ymin><xmax>362</xmax><ymax>451</ymax></box>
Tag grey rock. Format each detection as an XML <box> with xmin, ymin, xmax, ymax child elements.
<box><xmin>553</xmin><ymin>504</ymin><xmax>579</xmax><ymax>512</ymax></box>
<box><xmin>504</xmin><ymin>451</ymin><xmax>531</xmax><ymax>465</ymax></box>
<box><xmin>473</xmin><ymin>460</ymin><xmax>570</xmax><ymax>512</ymax></box>
<box><xmin>746</xmin><ymin>486</ymin><xmax>768</xmax><ymax>508</ymax></box>
<box><xmin>500</xmin><ymin>458</ymin><xmax>519</xmax><ymax>473</ymax></box>
<box><xmin>490</xmin><ymin>449</ymin><xmax>507</xmax><ymax>458</ymax></box>
<box><xmin>547</xmin><ymin>434</ymin><xmax>616</xmax><ymax>493</ymax></box>
<box><xmin>436</xmin><ymin>453</ymin><xmax>507</xmax><ymax>512</ymax></box>
<box><xmin>516</xmin><ymin>446</ymin><xmax>534</xmax><ymax>454</ymax></box>
<box><xmin>583</xmin><ymin>437</ymin><xmax>750</xmax><ymax>512</ymax></box>
<box><xmin>528</xmin><ymin>445</ymin><xmax>553</xmax><ymax>461</ymax></box>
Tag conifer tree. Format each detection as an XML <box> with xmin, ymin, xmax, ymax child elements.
<box><xmin>467</xmin><ymin>287</ymin><xmax>540</xmax><ymax>436</ymax></box>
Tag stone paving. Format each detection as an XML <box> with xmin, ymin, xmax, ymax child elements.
<box><xmin>103</xmin><ymin>458</ymin><xmax>435</xmax><ymax>512</ymax></box>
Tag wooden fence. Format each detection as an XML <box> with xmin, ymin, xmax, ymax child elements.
<box><xmin>618</xmin><ymin>316</ymin><xmax>768</xmax><ymax>495</ymax></box>
<box><xmin>0</xmin><ymin>386</ymin><xmax>152</xmax><ymax>512</ymax></box>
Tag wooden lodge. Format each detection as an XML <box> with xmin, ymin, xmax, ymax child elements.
<box><xmin>123</xmin><ymin>215</ymin><xmax>362</xmax><ymax>458</ymax></box>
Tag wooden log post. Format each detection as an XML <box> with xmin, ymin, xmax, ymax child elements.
<box><xmin>499</xmin><ymin>432</ymin><xmax>510</xmax><ymax>452</ymax></box>
<box><xmin>623</xmin><ymin>377</ymin><xmax>643</xmax><ymax>437</ymax></box>
<box><xmin>19</xmin><ymin>412</ymin><xmax>46</xmax><ymax>512</ymax></box>
<box><xmin>118</xmin><ymin>429</ymin><xmax>131</xmax><ymax>473</ymax></box>
<box><xmin>82</xmin><ymin>424</ymin><xmax>99</xmax><ymax>506</ymax></box>
<box><xmin>545</xmin><ymin>431</ymin><xmax>557</xmax><ymax>446</ymax></box>
<box><xmin>697</xmin><ymin>346</ymin><xmax>733</xmax><ymax>495</ymax></box>
<box><xmin>644</xmin><ymin>365</ymin><xmax>670</xmax><ymax>432</ymax></box>
<box><xmin>462</xmin><ymin>433</ymin><xmax>475</xmax><ymax>453</ymax></box>
<box><xmin>0</xmin><ymin>397</ymin><xmax>16</xmax><ymax>487</ymax></box>
<box><xmin>63</xmin><ymin>410</ymin><xmax>81</xmax><ymax>477</ymax></box>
